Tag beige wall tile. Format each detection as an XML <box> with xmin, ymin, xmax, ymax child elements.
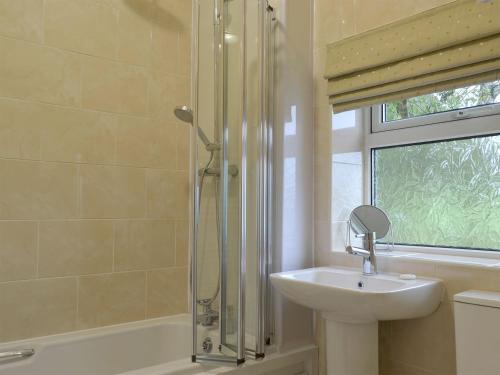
<box><xmin>354</xmin><ymin>0</ymin><xmax>417</xmax><ymax>34</ymax></box>
<box><xmin>150</xmin><ymin>0</ymin><xmax>192</xmax><ymax>77</ymax></box>
<box><xmin>390</xmin><ymin>302</ymin><xmax>456</xmax><ymax>374</ymax></box>
<box><xmin>176</xmin><ymin>123</ymin><xmax>190</xmax><ymax>171</ymax></box>
<box><xmin>413</xmin><ymin>0</ymin><xmax>455</xmax><ymax>14</ymax></box>
<box><xmin>0</xmin><ymin>159</ymin><xmax>78</xmax><ymax>219</ymax></box>
<box><xmin>175</xmin><ymin>220</ymin><xmax>189</xmax><ymax>266</ymax></box>
<box><xmin>116</xmin><ymin>0</ymin><xmax>152</xmax><ymax>66</ymax></box>
<box><xmin>81</xmin><ymin>56</ymin><xmax>148</xmax><ymax>115</ymax></box>
<box><xmin>0</xmin><ymin>37</ymin><xmax>81</xmax><ymax>106</ymax></box>
<box><xmin>44</xmin><ymin>0</ymin><xmax>118</xmax><ymax>59</ymax></box>
<box><xmin>39</xmin><ymin>220</ymin><xmax>113</xmax><ymax>277</ymax></box>
<box><xmin>379</xmin><ymin>259</ymin><xmax>437</xmax><ymax>278</ymax></box>
<box><xmin>151</xmin><ymin>21</ymin><xmax>178</xmax><ymax>76</ymax></box>
<box><xmin>0</xmin><ymin>0</ymin><xmax>43</xmax><ymax>42</ymax></box>
<box><xmin>0</xmin><ymin>0</ymin><xmax>192</xmax><ymax>342</ymax></box>
<box><xmin>177</xmin><ymin>29</ymin><xmax>191</xmax><ymax>78</ymax></box>
<box><xmin>0</xmin><ymin>98</ymin><xmax>117</xmax><ymax>163</ymax></box>
<box><xmin>115</xmin><ymin>116</ymin><xmax>175</xmax><ymax>169</ymax></box>
<box><xmin>146</xmin><ymin>169</ymin><xmax>188</xmax><ymax>219</ymax></box>
<box><xmin>435</xmin><ymin>264</ymin><xmax>498</xmax><ymax>301</ymax></box>
<box><xmin>0</xmin><ymin>221</ymin><xmax>37</xmax><ymax>282</ymax></box>
<box><xmin>148</xmin><ymin>72</ymin><xmax>190</xmax><ymax>123</ymax></box>
<box><xmin>379</xmin><ymin>321</ymin><xmax>391</xmax><ymax>372</ymax></box>
<box><xmin>197</xmin><ymin>218</ymin><xmax>218</xmax><ymax>252</ymax></box>
<box><xmin>78</xmin><ymin>271</ymin><xmax>146</xmax><ymax>329</ymax></box>
<box><xmin>0</xmin><ymin>278</ymin><xmax>77</xmax><ymax>342</ymax></box>
<box><xmin>314</xmin><ymin>0</ymin><xmax>355</xmax><ymax>46</ymax></box>
<box><xmin>0</xmin><ymin>98</ymin><xmax>41</xmax><ymax>160</ymax></box>
<box><xmin>147</xmin><ymin>267</ymin><xmax>188</xmax><ymax>318</ymax></box>
<box><xmin>114</xmin><ymin>220</ymin><xmax>175</xmax><ymax>271</ymax></box>
<box><xmin>162</xmin><ymin>0</ymin><xmax>192</xmax><ymax>33</ymax></box>
<box><xmin>80</xmin><ymin>164</ymin><xmax>146</xmax><ymax>218</ymax></box>
<box><xmin>40</xmin><ymin>105</ymin><xmax>117</xmax><ymax>164</ymax></box>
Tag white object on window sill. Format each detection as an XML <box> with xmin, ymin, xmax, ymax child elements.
<box><xmin>399</xmin><ymin>274</ymin><xmax>416</xmax><ymax>280</ymax></box>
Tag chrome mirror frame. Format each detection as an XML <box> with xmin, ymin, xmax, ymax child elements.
<box><xmin>345</xmin><ymin>205</ymin><xmax>394</xmax><ymax>252</ymax></box>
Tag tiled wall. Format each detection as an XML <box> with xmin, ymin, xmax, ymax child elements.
<box><xmin>0</xmin><ymin>0</ymin><xmax>191</xmax><ymax>343</ymax></box>
<box><xmin>310</xmin><ymin>1</ymin><xmax>500</xmax><ymax>374</ymax></box>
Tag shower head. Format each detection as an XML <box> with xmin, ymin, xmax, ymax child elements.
<box><xmin>174</xmin><ymin>105</ymin><xmax>193</xmax><ymax>124</ymax></box>
<box><xmin>174</xmin><ymin>105</ymin><xmax>213</xmax><ymax>148</ymax></box>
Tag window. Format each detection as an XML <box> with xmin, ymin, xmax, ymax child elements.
<box><xmin>372</xmin><ymin>80</ymin><xmax>500</xmax><ymax>132</ymax></box>
<box><xmin>367</xmin><ymin>80</ymin><xmax>500</xmax><ymax>252</ymax></box>
<box><xmin>384</xmin><ymin>80</ymin><xmax>500</xmax><ymax>122</ymax></box>
<box><xmin>373</xmin><ymin>135</ymin><xmax>500</xmax><ymax>251</ymax></box>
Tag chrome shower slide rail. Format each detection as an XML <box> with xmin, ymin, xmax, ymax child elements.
<box><xmin>0</xmin><ymin>348</ymin><xmax>35</xmax><ymax>361</ymax></box>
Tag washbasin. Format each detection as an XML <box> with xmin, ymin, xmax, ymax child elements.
<box><xmin>270</xmin><ymin>267</ymin><xmax>443</xmax><ymax>323</ymax></box>
<box><xmin>271</xmin><ymin>267</ymin><xmax>444</xmax><ymax>375</ymax></box>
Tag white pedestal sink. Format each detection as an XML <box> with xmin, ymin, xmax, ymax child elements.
<box><xmin>270</xmin><ymin>267</ymin><xmax>443</xmax><ymax>375</ymax></box>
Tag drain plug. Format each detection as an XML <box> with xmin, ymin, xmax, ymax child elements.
<box><xmin>358</xmin><ymin>281</ymin><xmax>364</xmax><ymax>288</ymax></box>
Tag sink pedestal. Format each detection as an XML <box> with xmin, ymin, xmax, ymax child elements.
<box><xmin>325</xmin><ymin>319</ymin><xmax>378</xmax><ymax>375</ymax></box>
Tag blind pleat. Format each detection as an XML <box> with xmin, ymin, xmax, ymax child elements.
<box><xmin>325</xmin><ymin>0</ymin><xmax>500</xmax><ymax>113</ymax></box>
<box><xmin>331</xmin><ymin>70</ymin><xmax>500</xmax><ymax>113</ymax></box>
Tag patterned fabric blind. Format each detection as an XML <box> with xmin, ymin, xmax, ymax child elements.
<box><xmin>325</xmin><ymin>0</ymin><xmax>500</xmax><ymax>112</ymax></box>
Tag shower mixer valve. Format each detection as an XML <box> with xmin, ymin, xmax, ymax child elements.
<box><xmin>197</xmin><ymin>300</ymin><xmax>219</xmax><ymax>327</ymax></box>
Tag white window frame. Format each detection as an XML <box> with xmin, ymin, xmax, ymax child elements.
<box><xmin>362</xmin><ymin>103</ymin><xmax>500</xmax><ymax>256</ymax></box>
<box><xmin>372</xmin><ymin>99</ymin><xmax>500</xmax><ymax>133</ymax></box>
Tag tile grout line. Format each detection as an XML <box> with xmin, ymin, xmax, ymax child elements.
<box><xmin>174</xmin><ymin>220</ymin><xmax>178</xmax><ymax>266</ymax></box>
<box><xmin>112</xmin><ymin>221</ymin><xmax>116</xmax><ymax>273</ymax></box>
<box><xmin>35</xmin><ymin>221</ymin><xmax>40</xmax><ymax>278</ymax></box>
<box><xmin>0</xmin><ymin>155</ymin><xmax>189</xmax><ymax>172</ymax></box>
<box><xmin>75</xmin><ymin>276</ymin><xmax>80</xmax><ymax>330</ymax></box>
<box><xmin>0</xmin><ymin>269</ymin><xmax>180</xmax><ymax>286</ymax></box>
<box><xmin>144</xmin><ymin>270</ymin><xmax>149</xmax><ymax>320</ymax></box>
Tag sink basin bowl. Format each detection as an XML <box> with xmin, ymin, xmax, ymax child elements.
<box><xmin>270</xmin><ymin>267</ymin><xmax>444</xmax><ymax>323</ymax></box>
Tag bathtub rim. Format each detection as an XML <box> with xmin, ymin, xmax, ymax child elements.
<box><xmin>0</xmin><ymin>313</ymin><xmax>192</xmax><ymax>351</ymax></box>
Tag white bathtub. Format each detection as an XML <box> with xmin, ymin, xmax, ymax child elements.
<box><xmin>0</xmin><ymin>314</ymin><xmax>317</xmax><ymax>375</ymax></box>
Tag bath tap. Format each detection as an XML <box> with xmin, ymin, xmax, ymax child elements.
<box><xmin>197</xmin><ymin>301</ymin><xmax>219</xmax><ymax>327</ymax></box>
<box><xmin>346</xmin><ymin>232</ymin><xmax>377</xmax><ymax>275</ymax></box>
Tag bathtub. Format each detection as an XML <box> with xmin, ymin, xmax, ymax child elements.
<box><xmin>0</xmin><ymin>314</ymin><xmax>316</xmax><ymax>375</ymax></box>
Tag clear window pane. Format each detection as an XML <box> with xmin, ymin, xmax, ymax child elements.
<box><xmin>373</xmin><ymin>134</ymin><xmax>500</xmax><ymax>251</ymax></box>
<box><xmin>383</xmin><ymin>80</ymin><xmax>500</xmax><ymax>122</ymax></box>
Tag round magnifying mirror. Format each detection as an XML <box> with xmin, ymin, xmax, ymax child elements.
<box><xmin>349</xmin><ymin>205</ymin><xmax>390</xmax><ymax>240</ymax></box>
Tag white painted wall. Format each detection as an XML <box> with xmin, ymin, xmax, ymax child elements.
<box><xmin>271</xmin><ymin>0</ymin><xmax>315</xmax><ymax>350</ymax></box>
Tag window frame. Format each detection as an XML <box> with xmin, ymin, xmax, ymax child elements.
<box><xmin>372</xmin><ymin>100</ymin><xmax>500</xmax><ymax>133</ymax></box>
<box><xmin>363</xmin><ymin>104</ymin><xmax>500</xmax><ymax>254</ymax></box>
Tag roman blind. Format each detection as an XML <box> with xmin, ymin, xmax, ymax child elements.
<box><xmin>325</xmin><ymin>0</ymin><xmax>500</xmax><ymax>112</ymax></box>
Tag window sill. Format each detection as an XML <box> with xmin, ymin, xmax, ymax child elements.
<box><xmin>376</xmin><ymin>245</ymin><xmax>500</xmax><ymax>269</ymax></box>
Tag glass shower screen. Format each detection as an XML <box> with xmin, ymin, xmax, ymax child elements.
<box><xmin>191</xmin><ymin>0</ymin><xmax>275</xmax><ymax>366</ymax></box>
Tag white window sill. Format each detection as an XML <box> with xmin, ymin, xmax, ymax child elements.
<box><xmin>376</xmin><ymin>245</ymin><xmax>500</xmax><ymax>269</ymax></box>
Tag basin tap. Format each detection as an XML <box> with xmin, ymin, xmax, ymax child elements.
<box><xmin>346</xmin><ymin>232</ymin><xmax>377</xmax><ymax>275</ymax></box>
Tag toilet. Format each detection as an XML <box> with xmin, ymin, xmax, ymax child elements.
<box><xmin>454</xmin><ymin>290</ymin><xmax>500</xmax><ymax>375</ymax></box>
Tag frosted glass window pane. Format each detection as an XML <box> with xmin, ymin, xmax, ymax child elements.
<box><xmin>373</xmin><ymin>134</ymin><xmax>500</xmax><ymax>251</ymax></box>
